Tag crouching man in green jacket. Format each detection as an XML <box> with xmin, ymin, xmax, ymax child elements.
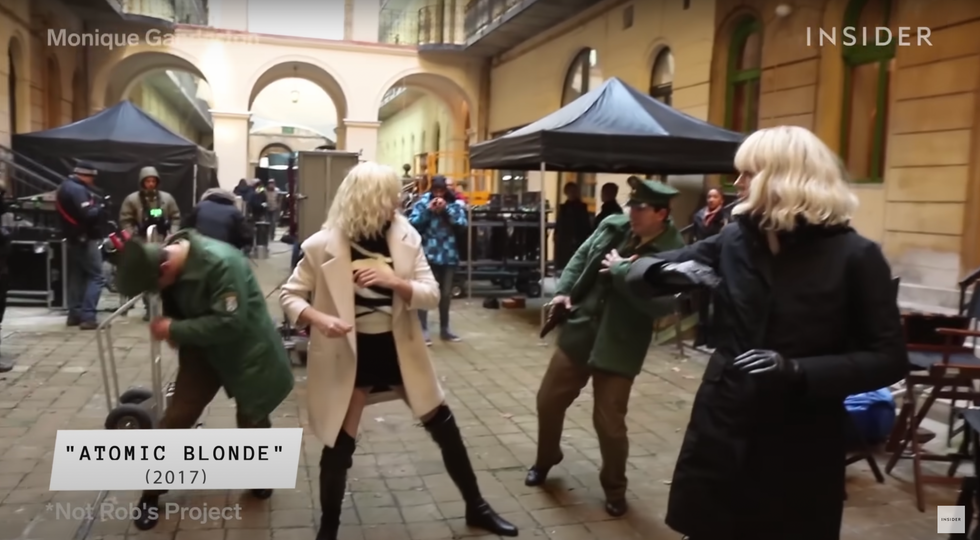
<box><xmin>115</xmin><ymin>229</ymin><xmax>295</xmax><ymax>531</ymax></box>
<box><xmin>526</xmin><ymin>177</ymin><xmax>685</xmax><ymax>517</ymax></box>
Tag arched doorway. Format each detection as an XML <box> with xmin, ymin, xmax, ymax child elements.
<box><xmin>376</xmin><ymin>72</ymin><xmax>473</xmax><ymax>189</ymax></box>
<box><xmin>561</xmin><ymin>48</ymin><xmax>602</xmax><ymax>209</ymax></box>
<box><xmin>247</xmin><ymin>61</ymin><xmax>348</xmax><ymax>177</ymax></box>
<box><xmin>45</xmin><ymin>55</ymin><xmax>62</xmax><ymax>129</ymax></box>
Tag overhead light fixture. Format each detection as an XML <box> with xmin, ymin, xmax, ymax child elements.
<box><xmin>290</xmin><ymin>65</ymin><xmax>299</xmax><ymax>103</ymax></box>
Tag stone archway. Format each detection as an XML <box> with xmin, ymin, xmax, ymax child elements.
<box><xmin>259</xmin><ymin>142</ymin><xmax>292</xmax><ymax>156</ymax></box>
<box><xmin>96</xmin><ymin>50</ymin><xmax>209</xmax><ymax>110</ymax></box>
<box><xmin>246</xmin><ymin>59</ymin><xmax>350</xmax><ymax>158</ymax></box>
<box><xmin>375</xmin><ymin>71</ymin><xmax>473</xmax><ymax>180</ymax></box>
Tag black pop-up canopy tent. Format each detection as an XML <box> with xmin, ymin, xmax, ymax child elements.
<box><xmin>469</xmin><ymin>77</ymin><xmax>745</xmax><ymax>174</ymax></box>
<box><xmin>468</xmin><ymin>77</ymin><xmax>746</xmax><ymax>328</ymax></box>
<box><xmin>12</xmin><ymin>100</ymin><xmax>218</xmax><ymax>217</ymax></box>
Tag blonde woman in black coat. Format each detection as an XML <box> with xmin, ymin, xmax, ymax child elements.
<box><xmin>627</xmin><ymin>126</ymin><xmax>908</xmax><ymax>540</ymax></box>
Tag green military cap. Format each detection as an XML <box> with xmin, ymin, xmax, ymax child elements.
<box><xmin>626</xmin><ymin>176</ymin><xmax>678</xmax><ymax>207</ymax></box>
<box><xmin>115</xmin><ymin>239</ymin><xmax>164</xmax><ymax>298</ymax></box>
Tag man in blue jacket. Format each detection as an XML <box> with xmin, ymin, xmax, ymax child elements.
<box><xmin>55</xmin><ymin>161</ymin><xmax>106</xmax><ymax>329</ymax></box>
<box><xmin>409</xmin><ymin>175</ymin><xmax>467</xmax><ymax>344</ymax></box>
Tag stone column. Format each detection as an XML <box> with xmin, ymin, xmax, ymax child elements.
<box><xmin>209</xmin><ymin>110</ymin><xmax>251</xmax><ymax>190</ymax></box>
<box><xmin>342</xmin><ymin>120</ymin><xmax>381</xmax><ymax>162</ymax></box>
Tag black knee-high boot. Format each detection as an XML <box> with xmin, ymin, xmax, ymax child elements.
<box><xmin>423</xmin><ymin>405</ymin><xmax>518</xmax><ymax>537</ymax></box>
<box><xmin>317</xmin><ymin>430</ymin><xmax>356</xmax><ymax>540</ymax></box>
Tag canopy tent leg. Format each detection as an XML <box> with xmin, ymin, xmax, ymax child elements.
<box><xmin>540</xmin><ymin>161</ymin><xmax>547</xmax><ymax>332</ymax></box>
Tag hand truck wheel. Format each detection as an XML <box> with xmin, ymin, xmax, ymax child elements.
<box><xmin>105</xmin><ymin>404</ymin><xmax>154</xmax><ymax>429</ymax></box>
<box><xmin>525</xmin><ymin>282</ymin><xmax>542</xmax><ymax>298</ymax></box>
<box><xmin>119</xmin><ymin>387</ymin><xmax>153</xmax><ymax>405</ymax></box>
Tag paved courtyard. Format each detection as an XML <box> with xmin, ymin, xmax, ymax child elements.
<box><xmin>0</xmin><ymin>248</ymin><xmax>960</xmax><ymax>539</ymax></box>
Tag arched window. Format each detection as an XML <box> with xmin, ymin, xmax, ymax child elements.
<box><xmin>45</xmin><ymin>55</ymin><xmax>62</xmax><ymax>129</ymax></box>
<box><xmin>562</xmin><ymin>48</ymin><xmax>601</xmax><ymax>106</ymax></box>
<box><xmin>650</xmin><ymin>47</ymin><xmax>674</xmax><ymax>105</ymax></box>
<box><xmin>725</xmin><ymin>17</ymin><xmax>762</xmax><ymax>133</ymax></box>
<box><xmin>561</xmin><ymin>48</ymin><xmax>600</xmax><ymax>207</ymax></box>
<box><xmin>841</xmin><ymin>0</ymin><xmax>895</xmax><ymax>182</ymax></box>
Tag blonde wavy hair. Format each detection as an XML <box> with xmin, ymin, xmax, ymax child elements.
<box><xmin>324</xmin><ymin>161</ymin><xmax>402</xmax><ymax>240</ymax></box>
<box><xmin>732</xmin><ymin>126</ymin><xmax>858</xmax><ymax>232</ymax></box>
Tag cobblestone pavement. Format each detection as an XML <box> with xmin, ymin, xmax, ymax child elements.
<box><xmin>0</xmin><ymin>247</ymin><xmax>959</xmax><ymax>539</ymax></box>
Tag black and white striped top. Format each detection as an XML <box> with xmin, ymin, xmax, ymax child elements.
<box><xmin>351</xmin><ymin>233</ymin><xmax>394</xmax><ymax>335</ymax></box>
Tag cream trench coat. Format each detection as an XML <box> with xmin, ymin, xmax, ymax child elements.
<box><xmin>279</xmin><ymin>214</ymin><xmax>444</xmax><ymax>448</ymax></box>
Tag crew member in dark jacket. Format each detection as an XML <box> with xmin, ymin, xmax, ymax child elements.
<box><xmin>626</xmin><ymin>126</ymin><xmax>907</xmax><ymax>540</ymax></box>
<box><xmin>183</xmin><ymin>188</ymin><xmax>252</xmax><ymax>249</ymax></box>
<box><xmin>554</xmin><ymin>182</ymin><xmax>593</xmax><ymax>272</ymax></box>
<box><xmin>594</xmin><ymin>182</ymin><xmax>623</xmax><ymax>228</ymax></box>
<box><xmin>0</xmin><ymin>187</ymin><xmax>11</xmax><ymax>369</ymax></box>
<box><xmin>55</xmin><ymin>161</ymin><xmax>106</xmax><ymax>329</ymax></box>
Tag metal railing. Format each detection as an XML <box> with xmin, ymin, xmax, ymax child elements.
<box><xmin>0</xmin><ymin>144</ymin><xmax>63</xmax><ymax>199</ymax></box>
<box><xmin>380</xmin><ymin>3</ymin><xmax>466</xmax><ymax>46</ymax></box>
<box><xmin>417</xmin><ymin>4</ymin><xmax>465</xmax><ymax>45</ymax></box>
<box><xmin>379</xmin><ymin>7</ymin><xmax>419</xmax><ymax>44</ymax></box>
<box><xmin>120</xmin><ymin>0</ymin><xmax>207</xmax><ymax>25</ymax></box>
<box><xmin>463</xmin><ymin>0</ymin><xmax>521</xmax><ymax>40</ymax></box>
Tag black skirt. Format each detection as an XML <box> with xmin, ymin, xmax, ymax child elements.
<box><xmin>354</xmin><ymin>331</ymin><xmax>403</xmax><ymax>389</ymax></box>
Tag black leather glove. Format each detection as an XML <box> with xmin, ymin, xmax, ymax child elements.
<box><xmin>733</xmin><ymin>349</ymin><xmax>804</xmax><ymax>382</ymax></box>
<box><xmin>625</xmin><ymin>258</ymin><xmax>720</xmax><ymax>298</ymax></box>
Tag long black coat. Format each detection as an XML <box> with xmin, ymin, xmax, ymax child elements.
<box><xmin>630</xmin><ymin>216</ymin><xmax>907</xmax><ymax>540</ymax></box>
<box><xmin>555</xmin><ymin>200</ymin><xmax>593</xmax><ymax>270</ymax></box>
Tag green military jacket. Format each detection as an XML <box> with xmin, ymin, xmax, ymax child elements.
<box><xmin>161</xmin><ymin>230</ymin><xmax>294</xmax><ymax>422</ymax></box>
<box><xmin>555</xmin><ymin>214</ymin><xmax>685</xmax><ymax>378</ymax></box>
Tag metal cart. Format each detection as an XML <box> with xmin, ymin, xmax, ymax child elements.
<box><xmin>95</xmin><ymin>225</ymin><xmax>174</xmax><ymax>429</ymax></box>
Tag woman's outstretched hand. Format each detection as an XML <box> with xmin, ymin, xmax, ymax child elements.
<box><xmin>311</xmin><ymin>311</ymin><xmax>353</xmax><ymax>338</ymax></box>
<box><xmin>599</xmin><ymin>249</ymin><xmax>637</xmax><ymax>273</ymax></box>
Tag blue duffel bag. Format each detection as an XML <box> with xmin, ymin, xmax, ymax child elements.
<box><xmin>845</xmin><ymin>388</ymin><xmax>896</xmax><ymax>447</ymax></box>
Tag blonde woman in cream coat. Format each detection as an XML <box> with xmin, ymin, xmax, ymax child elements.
<box><xmin>280</xmin><ymin>162</ymin><xmax>517</xmax><ymax>540</ymax></box>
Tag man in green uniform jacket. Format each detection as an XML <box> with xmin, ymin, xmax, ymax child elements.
<box><xmin>525</xmin><ymin>177</ymin><xmax>685</xmax><ymax>517</ymax></box>
<box><xmin>114</xmin><ymin>229</ymin><xmax>295</xmax><ymax>531</ymax></box>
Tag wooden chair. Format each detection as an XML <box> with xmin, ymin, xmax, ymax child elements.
<box><xmin>884</xmin><ymin>282</ymin><xmax>980</xmax><ymax>511</ymax></box>
<box><xmin>950</xmin><ymin>409</ymin><xmax>980</xmax><ymax>539</ymax></box>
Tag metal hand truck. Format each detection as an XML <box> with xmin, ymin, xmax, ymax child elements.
<box><xmin>95</xmin><ymin>225</ymin><xmax>174</xmax><ymax>429</ymax></box>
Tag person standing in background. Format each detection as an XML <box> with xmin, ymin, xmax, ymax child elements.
<box><xmin>555</xmin><ymin>182</ymin><xmax>593</xmax><ymax>274</ymax></box>
<box><xmin>119</xmin><ymin>166</ymin><xmax>182</xmax><ymax>321</ymax></box>
<box><xmin>265</xmin><ymin>179</ymin><xmax>281</xmax><ymax>242</ymax></box>
<box><xmin>233</xmin><ymin>178</ymin><xmax>251</xmax><ymax>198</ymax></box>
<box><xmin>55</xmin><ymin>161</ymin><xmax>106</xmax><ymax>330</ymax></box>
<box><xmin>118</xmin><ymin>166</ymin><xmax>181</xmax><ymax>237</ymax></box>
<box><xmin>182</xmin><ymin>188</ymin><xmax>252</xmax><ymax>250</ymax></box>
<box><xmin>595</xmin><ymin>182</ymin><xmax>623</xmax><ymax>228</ymax></box>
<box><xmin>409</xmin><ymin>175</ymin><xmax>467</xmax><ymax>344</ymax></box>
